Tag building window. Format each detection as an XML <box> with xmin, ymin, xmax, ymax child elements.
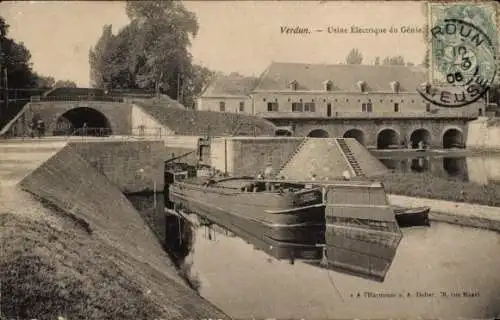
<box><xmin>367</xmin><ymin>102</ymin><xmax>373</xmax><ymax>112</ymax></box>
<box><xmin>267</xmin><ymin>102</ymin><xmax>279</xmax><ymax>112</ymax></box>
<box><xmin>219</xmin><ymin>101</ymin><xmax>225</xmax><ymax>112</ymax></box>
<box><xmin>239</xmin><ymin>101</ymin><xmax>245</xmax><ymax>112</ymax></box>
<box><xmin>289</xmin><ymin>80</ymin><xmax>298</xmax><ymax>91</ymax></box>
<box><xmin>361</xmin><ymin>103</ymin><xmax>366</xmax><ymax>112</ymax></box>
<box><xmin>304</xmin><ymin>102</ymin><xmax>316</xmax><ymax>112</ymax></box>
<box><xmin>263</xmin><ymin>98</ymin><xmax>266</xmax><ymax>102</ymax></box>
<box><xmin>292</xmin><ymin>102</ymin><xmax>303</xmax><ymax>112</ymax></box>
<box><xmin>346</xmin><ymin>98</ymin><xmax>349</xmax><ymax>102</ymax></box>
<box><xmin>394</xmin><ymin>103</ymin><xmax>399</xmax><ymax>112</ymax></box>
<box><xmin>380</xmin><ymin>99</ymin><xmax>383</xmax><ymax>103</ymax></box>
<box><xmin>426</xmin><ymin>103</ymin><xmax>431</xmax><ymax>112</ymax></box>
<box><xmin>327</xmin><ymin>103</ymin><xmax>332</xmax><ymax>117</ymax></box>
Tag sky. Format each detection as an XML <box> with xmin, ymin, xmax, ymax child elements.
<box><xmin>1</xmin><ymin>1</ymin><xmax>427</xmax><ymax>87</ymax></box>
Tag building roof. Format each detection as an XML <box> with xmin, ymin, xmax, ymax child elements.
<box><xmin>253</xmin><ymin>62</ymin><xmax>428</xmax><ymax>93</ymax></box>
<box><xmin>134</xmin><ymin>96</ymin><xmax>276</xmax><ymax>136</ymax></box>
<box><xmin>202</xmin><ymin>73</ymin><xmax>258</xmax><ymax>97</ymax></box>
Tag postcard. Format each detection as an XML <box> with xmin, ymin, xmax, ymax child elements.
<box><xmin>0</xmin><ymin>1</ymin><xmax>499</xmax><ymax>319</ymax></box>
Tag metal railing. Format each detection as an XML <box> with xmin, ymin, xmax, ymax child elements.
<box><xmin>30</xmin><ymin>95</ymin><xmax>125</xmax><ymax>103</ymax></box>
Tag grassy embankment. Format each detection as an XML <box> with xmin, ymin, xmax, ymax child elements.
<box><xmin>380</xmin><ymin>172</ymin><xmax>500</xmax><ymax>207</ymax></box>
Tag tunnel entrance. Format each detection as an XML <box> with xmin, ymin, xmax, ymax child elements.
<box><xmin>343</xmin><ymin>129</ymin><xmax>365</xmax><ymax>145</ymax></box>
<box><xmin>55</xmin><ymin>107</ymin><xmax>112</xmax><ymax>136</ymax></box>
<box><xmin>410</xmin><ymin>129</ymin><xmax>431</xmax><ymax>149</ymax></box>
<box><xmin>307</xmin><ymin>129</ymin><xmax>329</xmax><ymax>138</ymax></box>
<box><xmin>377</xmin><ymin>129</ymin><xmax>399</xmax><ymax>149</ymax></box>
<box><xmin>442</xmin><ymin>129</ymin><xmax>464</xmax><ymax>149</ymax></box>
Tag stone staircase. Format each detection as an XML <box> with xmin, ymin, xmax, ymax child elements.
<box><xmin>277</xmin><ymin>137</ymin><xmax>308</xmax><ymax>174</ymax></box>
<box><xmin>0</xmin><ymin>140</ymin><xmax>67</xmax><ymax>185</ymax></box>
<box><xmin>277</xmin><ymin>138</ymin><xmax>389</xmax><ymax>180</ymax></box>
<box><xmin>335</xmin><ymin>138</ymin><xmax>364</xmax><ymax>177</ymax></box>
<box><xmin>278</xmin><ymin>138</ymin><xmax>352</xmax><ymax>180</ymax></box>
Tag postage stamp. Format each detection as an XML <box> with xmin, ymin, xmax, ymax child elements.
<box><xmin>420</xmin><ymin>2</ymin><xmax>498</xmax><ymax>107</ymax></box>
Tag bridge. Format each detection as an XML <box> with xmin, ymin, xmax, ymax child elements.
<box><xmin>0</xmin><ymin>95</ymin><xmax>276</xmax><ymax>140</ymax></box>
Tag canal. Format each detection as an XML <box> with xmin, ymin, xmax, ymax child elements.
<box><xmin>127</xmin><ymin>152</ymin><xmax>500</xmax><ymax>319</ymax></box>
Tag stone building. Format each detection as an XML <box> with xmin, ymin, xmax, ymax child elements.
<box><xmin>198</xmin><ymin>62</ymin><xmax>483</xmax><ymax>149</ymax></box>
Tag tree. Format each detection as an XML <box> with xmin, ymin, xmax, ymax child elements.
<box><xmin>89</xmin><ymin>1</ymin><xmax>212</xmax><ymax>106</ymax></box>
<box><xmin>345</xmin><ymin>48</ymin><xmax>363</xmax><ymax>64</ymax></box>
<box><xmin>180</xmin><ymin>64</ymin><xmax>215</xmax><ymax>109</ymax></box>
<box><xmin>89</xmin><ymin>25</ymin><xmax>115</xmax><ymax>88</ymax></box>
<box><xmin>54</xmin><ymin>80</ymin><xmax>77</xmax><ymax>88</ymax></box>
<box><xmin>382</xmin><ymin>56</ymin><xmax>406</xmax><ymax>66</ymax></box>
<box><xmin>0</xmin><ymin>16</ymin><xmax>38</xmax><ymax>88</ymax></box>
<box><xmin>34</xmin><ymin>74</ymin><xmax>55</xmax><ymax>88</ymax></box>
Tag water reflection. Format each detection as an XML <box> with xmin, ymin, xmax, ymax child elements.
<box><xmin>466</xmin><ymin>156</ymin><xmax>500</xmax><ymax>185</ymax></box>
<box><xmin>127</xmin><ymin>193</ymin><xmax>500</xmax><ymax>319</ymax></box>
<box><xmin>188</xmin><ymin>221</ymin><xmax>500</xmax><ymax>319</ymax></box>
<box><xmin>380</xmin><ymin>154</ymin><xmax>500</xmax><ymax>186</ymax></box>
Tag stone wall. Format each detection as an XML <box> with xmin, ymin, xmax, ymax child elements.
<box><xmin>69</xmin><ymin>140</ymin><xmax>165</xmax><ymax>193</ymax></box>
<box><xmin>467</xmin><ymin>117</ymin><xmax>500</xmax><ymax>150</ymax></box>
<box><xmin>210</xmin><ymin>137</ymin><xmax>303</xmax><ymax>176</ymax></box>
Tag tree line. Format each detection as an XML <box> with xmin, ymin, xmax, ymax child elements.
<box><xmin>345</xmin><ymin>48</ymin><xmax>415</xmax><ymax>66</ymax></box>
<box><xmin>88</xmin><ymin>1</ymin><xmax>215</xmax><ymax>109</ymax></box>
<box><xmin>0</xmin><ymin>16</ymin><xmax>77</xmax><ymax>90</ymax></box>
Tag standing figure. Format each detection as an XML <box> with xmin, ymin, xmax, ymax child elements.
<box><xmin>418</xmin><ymin>140</ymin><xmax>424</xmax><ymax>150</ymax></box>
<box><xmin>36</xmin><ymin>120</ymin><xmax>43</xmax><ymax>138</ymax></box>
<box><xmin>82</xmin><ymin>122</ymin><xmax>88</xmax><ymax>136</ymax></box>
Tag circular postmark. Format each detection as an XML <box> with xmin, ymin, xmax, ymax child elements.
<box><xmin>418</xmin><ymin>19</ymin><xmax>497</xmax><ymax>108</ymax></box>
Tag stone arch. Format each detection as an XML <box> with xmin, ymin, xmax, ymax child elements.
<box><xmin>376</xmin><ymin>128</ymin><xmax>400</xmax><ymax>149</ymax></box>
<box><xmin>343</xmin><ymin>128</ymin><xmax>365</xmax><ymax>145</ymax></box>
<box><xmin>442</xmin><ymin>127</ymin><xmax>464</xmax><ymax>148</ymax></box>
<box><xmin>55</xmin><ymin>107</ymin><xmax>112</xmax><ymax>136</ymax></box>
<box><xmin>409</xmin><ymin>128</ymin><xmax>432</xmax><ymax>148</ymax></box>
<box><xmin>307</xmin><ymin>129</ymin><xmax>329</xmax><ymax>138</ymax></box>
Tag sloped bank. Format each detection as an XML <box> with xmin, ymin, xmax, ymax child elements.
<box><xmin>0</xmin><ymin>143</ymin><xmax>229</xmax><ymax>319</ymax></box>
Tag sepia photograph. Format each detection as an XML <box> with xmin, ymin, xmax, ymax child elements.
<box><xmin>0</xmin><ymin>0</ymin><xmax>499</xmax><ymax>319</ymax></box>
